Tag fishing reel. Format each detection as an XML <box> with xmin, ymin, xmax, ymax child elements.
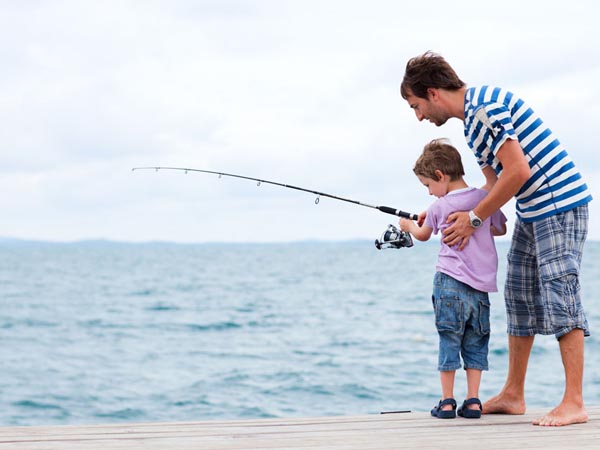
<box><xmin>375</xmin><ymin>224</ymin><xmax>414</xmax><ymax>250</ymax></box>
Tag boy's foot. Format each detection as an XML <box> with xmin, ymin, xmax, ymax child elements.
<box><xmin>431</xmin><ymin>398</ymin><xmax>456</xmax><ymax>419</ymax></box>
<box><xmin>457</xmin><ymin>398</ymin><xmax>482</xmax><ymax>419</ymax></box>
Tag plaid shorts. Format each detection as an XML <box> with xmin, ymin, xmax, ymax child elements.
<box><xmin>505</xmin><ymin>204</ymin><xmax>589</xmax><ymax>339</ymax></box>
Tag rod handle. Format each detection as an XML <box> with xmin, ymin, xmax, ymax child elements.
<box><xmin>378</xmin><ymin>206</ymin><xmax>418</xmax><ymax>221</ymax></box>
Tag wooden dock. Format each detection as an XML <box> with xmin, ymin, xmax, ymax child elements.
<box><xmin>1</xmin><ymin>407</ymin><xmax>599</xmax><ymax>449</ymax></box>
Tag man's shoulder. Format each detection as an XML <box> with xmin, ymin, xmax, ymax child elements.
<box><xmin>465</xmin><ymin>85</ymin><xmax>517</xmax><ymax>107</ymax></box>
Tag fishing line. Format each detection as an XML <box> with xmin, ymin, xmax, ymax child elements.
<box><xmin>131</xmin><ymin>166</ymin><xmax>418</xmax><ymax>220</ymax></box>
<box><xmin>132</xmin><ymin>166</ymin><xmax>417</xmax><ymax>250</ymax></box>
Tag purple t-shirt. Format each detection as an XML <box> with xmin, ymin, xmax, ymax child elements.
<box><xmin>425</xmin><ymin>187</ymin><xmax>507</xmax><ymax>293</ymax></box>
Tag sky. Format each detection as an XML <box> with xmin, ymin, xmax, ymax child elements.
<box><xmin>1</xmin><ymin>0</ymin><xmax>599</xmax><ymax>243</ymax></box>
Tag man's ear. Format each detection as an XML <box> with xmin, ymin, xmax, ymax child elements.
<box><xmin>427</xmin><ymin>87</ymin><xmax>439</xmax><ymax>101</ymax></box>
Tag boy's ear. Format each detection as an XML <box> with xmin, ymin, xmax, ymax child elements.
<box><xmin>434</xmin><ymin>169</ymin><xmax>444</xmax><ymax>181</ymax></box>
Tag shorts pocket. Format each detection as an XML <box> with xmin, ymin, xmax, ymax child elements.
<box><xmin>433</xmin><ymin>294</ymin><xmax>463</xmax><ymax>333</ymax></box>
<box><xmin>539</xmin><ymin>257</ymin><xmax>582</xmax><ymax>323</ymax></box>
<box><xmin>539</xmin><ymin>256</ymin><xmax>579</xmax><ymax>283</ymax></box>
<box><xmin>478</xmin><ymin>298</ymin><xmax>491</xmax><ymax>335</ymax></box>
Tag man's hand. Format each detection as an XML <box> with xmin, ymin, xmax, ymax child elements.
<box><xmin>442</xmin><ymin>211</ymin><xmax>475</xmax><ymax>250</ymax></box>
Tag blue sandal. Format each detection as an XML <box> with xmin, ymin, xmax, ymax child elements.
<box><xmin>431</xmin><ymin>398</ymin><xmax>457</xmax><ymax>419</ymax></box>
<box><xmin>457</xmin><ymin>398</ymin><xmax>482</xmax><ymax>419</ymax></box>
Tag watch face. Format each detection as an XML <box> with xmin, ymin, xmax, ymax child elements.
<box><xmin>469</xmin><ymin>211</ymin><xmax>482</xmax><ymax>227</ymax></box>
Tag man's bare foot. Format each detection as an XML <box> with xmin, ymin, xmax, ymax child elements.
<box><xmin>482</xmin><ymin>393</ymin><xmax>526</xmax><ymax>415</ymax></box>
<box><xmin>533</xmin><ymin>403</ymin><xmax>588</xmax><ymax>426</ymax></box>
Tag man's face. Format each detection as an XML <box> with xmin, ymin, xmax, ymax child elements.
<box><xmin>404</xmin><ymin>88</ymin><xmax>448</xmax><ymax>126</ymax></box>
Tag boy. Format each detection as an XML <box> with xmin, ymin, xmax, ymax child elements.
<box><xmin>400</xmin><ymin>139</ymin><xmax>506</xmax><ymax>419</ymax></box>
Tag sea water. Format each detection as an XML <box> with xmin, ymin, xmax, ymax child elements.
<box><xmin>1</xmin><ymin>240</ymin><xmax>599</xmax><ymax>426</ymax></box>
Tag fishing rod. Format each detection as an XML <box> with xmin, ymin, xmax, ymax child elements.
<box><xmin>131</xmin><ymin>166</ymin><xmax>417</xmax><ymax>250</ymax></box>
<box><xmin>131</xmin><ymin>166</ymin><xmax>418</xmax><ymax>220</ymax></box>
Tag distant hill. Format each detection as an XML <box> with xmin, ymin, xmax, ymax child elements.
<box><xmin>0</xmin><ymin>237</ymin><xmax>42</xmax><ymax>245</ymax></box>
<box><xmin>0</xmin><ymin>236</ymin><xmax>377</xmax><ymax>246</ymax></box>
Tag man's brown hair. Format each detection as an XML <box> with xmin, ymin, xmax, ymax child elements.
<box><xmin>401</xmin><ymin>51</ymin><xmax>465</xmax><ymax>100</ymax></box>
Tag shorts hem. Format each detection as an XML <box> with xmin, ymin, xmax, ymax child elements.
<box><xmin>555</xmin><ymin>326</ymin><xmax>591</xmax><ymax>339</ymax></box>
<box><xmin>506</xmin><ymin>328</ymin><xmax>537</xmax><ymax>337</ymax></box>
<box><xmin>463</xmin><ymin>364</ymin><xmax>488</xmax><ymax>371</ymax></box>
<box><xmin>438</xmin><ymin>365</ymin><xmax>461</xmax><ymax>372</ymax></box>
<box><xmin>507</xmin><ymin>326</ymin><xmax>590</xmax><ymax>339</ymax></box>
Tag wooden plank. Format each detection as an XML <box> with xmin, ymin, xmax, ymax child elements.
<box><xmin>0</xmin><ymin>407</ymin><xmax>599</xmax><ymax>449</ymax></box>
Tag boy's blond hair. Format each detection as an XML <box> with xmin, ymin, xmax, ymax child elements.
<box><xmin>413</xmin><ymin>139</ymin><xmax>465</xmax><ymax>181</ymax></box>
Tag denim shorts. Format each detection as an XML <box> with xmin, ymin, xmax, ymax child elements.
<box><xmin>432</xmin><ymin>271</ymin><xmax>490</xmax><ymax>372</ymax></box>
<box><xmin>505</xmin><ymin>204</ymin><xmax>589</xmax><ymax>339</ymax></box>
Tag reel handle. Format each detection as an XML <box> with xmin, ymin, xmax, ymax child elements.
<box><xmin>377</xmin><ymin>206</ymin><xmax>418</xmax><ymax>221</ymax></box>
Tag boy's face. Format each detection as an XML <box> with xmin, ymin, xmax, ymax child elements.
<box><xmin>417</xmin><ymin>173</ymin><xmax>448</xmax><ymax>198</ymax></box>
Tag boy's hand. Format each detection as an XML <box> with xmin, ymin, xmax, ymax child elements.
<box><xmin>400</xmin><ymin>214</ymin><xmax>433</xmax><ymax>242</ymax></box>
<box><xmin>399</xmin><ymin>218</ymin><xmax>412</xmax><ymax>232</ymax></box>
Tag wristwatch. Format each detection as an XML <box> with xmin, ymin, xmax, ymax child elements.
<box><xmin>469</xmin><ymin>210</ymin><xmax>483</xmax><ymax>228</ymax></box>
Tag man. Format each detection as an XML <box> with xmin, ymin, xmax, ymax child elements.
<box><xmin>400</xmin><ymin>51</ymin><xmax>592</xmax><ymax>426</ymax></box>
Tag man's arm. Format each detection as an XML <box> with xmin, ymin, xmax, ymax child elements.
<box><xmin>481</xmin><ymin>165</ymin><xmax>498</xmax><ymax>192</ymax></box>
<box><xmin>442</xmin><ymin>139</ymin><xmax>531</xmax><ymax>249</ymax></box>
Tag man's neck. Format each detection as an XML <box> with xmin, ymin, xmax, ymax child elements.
<box><xmin>440</xmin><ymin>87</ymin><xmax>467</xmax><ymax>120</ymax></box>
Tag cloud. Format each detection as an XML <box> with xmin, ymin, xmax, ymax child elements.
<box><xmin>1</xmin><ymin>0</ymin><xmax>598</xmax><ymax>242</ymax></box>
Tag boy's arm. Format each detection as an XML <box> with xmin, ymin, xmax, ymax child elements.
<box><xmin>399</xmin><ymin>218</ymin><xmax>433</xmax><ymax>242</ymax></box>
<box><xmin>490</xmin><ymin>207</ymin><xmax>508</xmax><ymax>237</ymax></box>
<box><xmin>491</xmin><ymin>223</ymin><xmax>507</xmax><ymax>236</ymax></box>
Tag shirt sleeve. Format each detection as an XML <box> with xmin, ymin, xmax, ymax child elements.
<box><xmin>474</xmin><ymin>103</ymin><xmax>518</xmax><ymax>155</ymax></box>
<box><xmin>424</xmin><ymin>202</ymin><xmax>440</xmax><ymax>235</ymax></box>
<box><xmin>490</xmin><ymin>208</ymin><xmax>507</xmax><ymax>230</ymax></box>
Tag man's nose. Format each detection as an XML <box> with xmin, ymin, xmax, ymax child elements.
<box><xmin>415</xmin><ymin>110</ymin><xmax>424</xmax><ymax>121</ymax></box>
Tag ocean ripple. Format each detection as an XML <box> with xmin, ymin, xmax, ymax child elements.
<box><xmin>2</xmin><ymin>240</ymin><xmax>599</xmax><ymax>426</ymax></box>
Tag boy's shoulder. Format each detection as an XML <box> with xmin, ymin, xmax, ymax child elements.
<box><xmin>443</xmin><ymin>187</ymin><xmax>488</xmax><ymax>201</ymax></box>
<box><xmin>429</xmin><ymin>187</ymin><xmax>486</xmax><ymax>215</ymax></box>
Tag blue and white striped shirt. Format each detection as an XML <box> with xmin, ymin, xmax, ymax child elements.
<box><xmin>463</xmin><ymin>86</ymin><xmax>592</xmax><ymax>222</ymax></box>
